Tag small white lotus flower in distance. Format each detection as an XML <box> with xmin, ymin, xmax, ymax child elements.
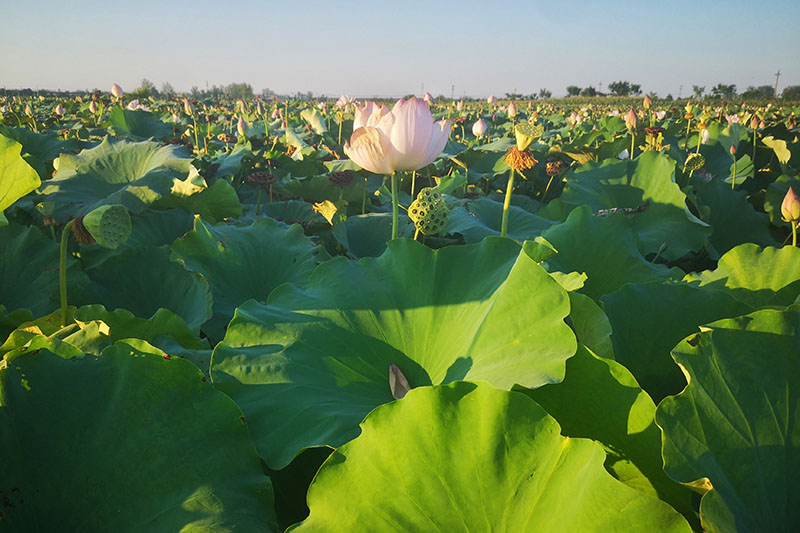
<box><xmin>111</xmin><ymin>83</ymin><xmax>123</xmax><ymax>98</ymax></box>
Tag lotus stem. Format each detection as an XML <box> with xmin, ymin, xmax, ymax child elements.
<box><xmin>59</xmin><ymin>220</ymin><xmax>74</xmax><ymax>326</ymax></box>
<box><xmin>793</xmin><ymin>221</ymin><xmax>798</xmax><ymax>247</ymax></box>
<box><xmin>338</xmin><ymin>120</ymin><xmax>343</xmax><ymax>146</ymax></box>
<box><xmin>191</xmin><ymin>116</ymin><xmax>200</xmax><ymax>155</ymax></box>
<box><xmin>391</xmin><ymin>171</ymin><xmax>399</xmax><ymax>240</ymax></box>
<box><xmin>752</xmin><ymin>129</ymin><xmax>758</xmax><ymax>170</ymax></box>
<box><xmin>731</xmin><ymin>159</ymin><xmax>737</xmax><ymax>190</ymax></box>
<box><xmin>501</xmin><ymin>168</ymin><xmax>515</xmax><ymax>238</ymax></box>
<box><xmin>362</xmin><ymin>177</ymin><xmax>367</xmax><ymax>215</ymax></box>
<box><xmin>630</xmin><ymin>132</ymin><xmax>635</xmax><ymax>160</ymax></box>
<box><xmin>255</xmin><ymin>187</ymin><xmax>262</xmax><ymax>215</ymax></box>
<box><xmin>411</xmin><ymin>171</ymin><xmax>416</xmax><ymax>199</ymax></box>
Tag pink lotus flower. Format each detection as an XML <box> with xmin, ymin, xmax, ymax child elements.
<box><xmin>456</xmin><ymin>99</ymin><xmax>464</xmax><ymax>112</ymax></box>
<box><xmin>643</xmin><ymin>94</ymin><xmax>652</xmax><ymax>109</ymax></box>
<box><xmin>423</xmin><ymin>92</ymin><xmax>433</xmax><ymax>105</ymax></box>
<box><xmin>54</xmin><ymin>103</ymin><xmax>66</xmax><ymax>116</ymax></box>
<box><xmin>270</xmin><ymin>108</ymin><xmax>280</xmax><ymax>120</ymax></box>
<box><xmin>89</xmin><ymin>100</ymin><xmax>97</xmax><ymax>114</ymax></box>
<box><xmin>237</xmin><ymin>116</ymin><xmax>248</xmax><ymax>137</ymax></box>
<box><xmin>335</xmin><ymin>94</ymin><xmax>354</xmax><ymax>109</ymax></box>
<box><xmin>507</xmin><ymin>101</ymin><xmax>517</xmax><ymax>118</ymax></box>
<box><xmin>654</xmin><ymin>110</ymin><xmax>666</xmax><ymax>120</ymax></box>
<box><xmin>111</xmin><ymin>83</ymin><xmax>123</xmax><ymax>98</ymax></box>
<box><xmin>487</xmin><ymin>95</ymin><xmax>497</xmax><ymax>104</ymax></box>
<box><xmin>472</xmin><ymin>118</ymin><xmax>488</xmax><ymax>137</ymax></box>
<box><xmin>344</xmin><ymin>97</ymin><xmax>451</xmax><ymax>174</ymax></box>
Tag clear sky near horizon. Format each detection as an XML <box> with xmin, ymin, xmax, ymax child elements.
<box><xmin>1</xmin><ymin>0</ymin><xmax>798</xmax><ymax>98</ymax></box>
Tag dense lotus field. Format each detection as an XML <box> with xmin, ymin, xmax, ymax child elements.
<box><xmin>1</xmin><ymin>88</ymin><xmax>800</xmax><ymax>532</ymax></box>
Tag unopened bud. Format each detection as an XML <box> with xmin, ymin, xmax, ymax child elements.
<box><xmin>781</xmin><ymin>187</ymin><xmax>800</xmax><ymax>222</ymax></box>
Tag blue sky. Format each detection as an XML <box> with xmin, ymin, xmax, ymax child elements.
<box><xmin>2</xmin><ymin>0</ymin><xmax>798</xmax><ymax>98</ymax></box>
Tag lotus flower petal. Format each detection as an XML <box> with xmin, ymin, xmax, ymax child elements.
<box><xmin>387</xmin><ymin>97</ymin><xmax>435</xmax><ymax>171</ymax></box>
<box><xmin>344</xmin><ymin>126</ymin><xmax>394</xmax><ymax>175</ymax></box>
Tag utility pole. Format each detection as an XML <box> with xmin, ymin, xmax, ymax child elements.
<box><xmin>451</xmin><ymin>84</ymin><xmax>454</xmax><ymax>99</ymax></box>
<box><xmin>774</xmin><ymin>69</ymin><xmax>781</xmax><ymax>97</ymax></box>
<box><xmin>679</xmin><ymin>85</ymin><xmax>683</xmax><ymax>99</ymax></box>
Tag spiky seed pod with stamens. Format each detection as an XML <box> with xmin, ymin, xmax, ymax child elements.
<box><xmin>504</xmin><ymin>146</ymin><xmax>538</xmax><ymax>173</ymax></box>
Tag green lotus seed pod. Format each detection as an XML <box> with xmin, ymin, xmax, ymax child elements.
<box><xmin>685</xmin><ymin>153</ymin><xmax>706</xmax><ymax>172</ymax></box>
<box><xmin>82</xmin><ymin>204</ymin><xmax>131</xmax><ymax>249</ymax></box>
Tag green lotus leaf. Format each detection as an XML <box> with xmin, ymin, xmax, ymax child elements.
<box><xmin>108</xmin><ymin>107</ymin><xmax>173</xmax><ymax>140</ymax></box>
<box><xmin>281</xmin><ymin>173</ymin><xmax>367</xmax><ymax>204</ymax></box>
<box><xmin>0</xmin><ymin>126</ymin><xmax>78</xmax><ymax>180</ymax></box>
<box><xmin>213</xmin><ymin>142</ymin><xmax>252</xmax><ymax>178</ymax></box>
<box><xmin>566</xmin><ymin>292</ymin><xmax>613</xmax><ymax>358</ymax></box>
<box><xmin>171</xmin><ymin>217</ymin><xmax>319</xmax><ymax>341</ymax></box>
<box><xmin>159</xmin><ymin>177</ymin><xmax>243</xmax><ymax>222</ymax></box>
<box><xmin>211</xmin><ymin>237</ymin><xmax>576</xmax><ymax>468</ymax></box>
<box><xmin>446</xmin><ymin>197</ymin><xmax>554</xmax><ymax>243</ymax></box>
<box><xmin>656</xmin><ymin>308</ymin><xmax>800</xmax><ymax>533</ymax></box>
<box><xmin>38</xmin><ymin>137</ymin><xmax>193</xmax><ymax>220</ymax></box>
<box><xmin>602</xmin><ymin>281</ymin><xmax>754</xmax><ymax>403</ymax></box>
<box><xmin>542</xmin><ymin>206</ymin><xmax>682</xmax><ymax>299</ymax></box>
<box><xmin>299</xmin><ymin>108</ymin><xmax>327</xmax><ymax>134</ymax></box>
<box><xmin>72</xmin><ymin>245</ymin><xmax>212</xmax><ymax>334</ymax></box>
<box><xmin>0</xmin><ymin>340</ymin><xmax>277</xmax><ymax>531</ymax></box>
<box><xmin>520</xmin><ymin>346</ymin><xmax>696</xmax><ymax>526</ymax></box>
<box><xmin>682</xmin><ymin>243</ymin><xmax>800</xmax><ymax>307</ymax></box>
<box><xmin>761</xmin><ymin>135</ymin><xmax>791</xmax><ymax>165</ymax></box>
<box><xmin>551</xmin><ymin>151</ymin><xmax>711</xmax><ymax>259</ymax></box>
<box><xmin>0</xmin><ymin>223</ymin><xmax>87</xmax><ymax>317</ymax></box>
<box><xmin>291</xmin><ymin>382</ymin><xmax>690</xmax><ymax>532</ymax></box>
<box><xmin>259</xmin><ymin>200</ymin><xmax>326</xmax><ymax>226</ymax></box>
<box><xmin>0</xmin><ymin>134</ymin><xmax>41</xmax><ymax>223</ymax></box>
<box><xmin>331</xmin><ymin>212</ymin><xmax>395</xmax><ymax>258</ymax></box>
<box><xmin>693</xmin><ymin>179</ymin><xmax>777</xmax><ymax>256</ymax></box>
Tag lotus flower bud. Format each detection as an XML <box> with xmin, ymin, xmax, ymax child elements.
<box><xmin>237</xmin><ymin>116</ymin><xmax>248</xmax><ymax>137</ymax></box>
<box><xmin>750</xmin><ymin>115</ymin><xmax>759</xmax><ymax>129</ymax></box>
<box><xmin>256</xmin><ymin>100</ymin><xmax>264</xmax><ymax>115</ymax></box>
<box><xmin>624</xmin><ymin>108</ymin><xmax>638</xmax><ymax>131</ymax></box>
<box><xmin>89</xmin><ymin>100</ymin><xmax>97</xmax><ymax>114</ymax></box>
<box><xmin>643</xmin><ymin>94</ymin><xmax>652</xmax><ymax>109</ymax></box>
<box><xmin>472</xmin><ymin>118</ymin><xmax>488</xmax><ymax>137</ymax></box>
<box><xmin>730</xmin><ymin>145</ymin><xmax>736</xmax><ymax>156</ymax></box>
<box><xmin>507</xmin><ymin>101</ymin><xmax>517</xmax><ymax>118</ymax></box>
<box><xmin>700</xmin><ymin>128</ymin><xmax>710</xmax><ymax>145</ymax></box>
<box><xmin>54</xmin><ymin>103</ymin><xmax>66</xmax><ymax>116</ymax></box>
<box><xmin>456</xmin><ymin>99</ymin><xmax>464</xmax><ymax>112</ymax></box>
<box><xmin>423</xmin><ymin>92</ymin><xmax>433</xmax><ymax>105</ymax></box>
<box><xmin>111</xmin><ymin>83</ymin><xmax>123</xmax><ymax>98</ymax></box>
<box><xmin>183</xmin><ymin>98</ymin><xmax>193</xmax><ymax>116</ymax></box>
<box><xmin>655</xmin><ymin>110</ymin><xmax>666</xmax><ymax>120</ymax></box>
<box><xmin>782</xmin><ymin>187</ymin><xmax>800</xmax><ymax>222</ymax></box>
<box><xmin>24</xmin><ymin>103</ymin><xmax>33</xmax><ymax>116</ymax></box>
<box><xmin>487</xmin><ymin>95</ymin><xmax>497</xmax><ymax>104</ymax></box>
<box><xmin>271</xmin><ymin>108</ymin><xmax>280</xmax><ymax>119</ymax></box>
<box><xmin>618</xmin><ymin>149</ymin><xmax>630</xmax><ymax>160</ymax></box>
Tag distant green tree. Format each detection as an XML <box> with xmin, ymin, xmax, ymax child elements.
<box><xmin>740</xmin><ymin>85</ymin><xmax>774</xmax><ymax>99</ymax></box>
<box><xmin>224</xmin><ymin>82</ymin><xmax>254</xmax><ymax>100</ymax></box>
<box><xmin>665</xmin><ymin>94</ymin><xmax>674</xmax><ymax>101</ymax></box>
<box><xmin>782</xmin><ymin>85</ymin><xmax>800</xmax><ymax>100</ymax></box>
<box><xmin>538</xmin><ymin>88</ymin><xmax>552</xmax><ymax>98</ymax></box>
<box><xmin>692</xmin><ymin>85</ymin><xmax>705</xmax><ymax>99</ymax></box>
<box><xmin>160</xmin><ymin>82</ymin><xmax>175</xmax><ymax>98</ymax></box>
<box><xmin>580</xmin><ymin>86</ymin><xmax>597</xmax><ymax>97</ymax></box>
<box><xmin>131</xmin><ymin>78</ymin><xmax>158</xmax><ymax>98</ymax></box>
<box><xmin>566</xmin><ymin>85</ymin><xmax>581</xmax><ymax>97</ymax></box>
<box><xmin>607</xmin><ymin>81</ymin><xmax>641</xmax><ymax>96</ymax></box>
<box><xmin>710</xmin><ymin>83</ymin><xmax>737</xmax><ymax>99</ymax></box>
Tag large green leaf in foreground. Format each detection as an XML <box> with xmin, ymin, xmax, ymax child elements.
<box><xmin>0</xmin><ymin>340</ymin><xmax>277</xmax><ymax>532</ymax></box>
<box><xmin>38</xmin><ymin>137</ymin><xmax>192</xmax><ymax>219</ymax></box>
<box><xmin>291</xmin><ymin>382</ymin><xmax>690</xmax><ymax>532</ymax></box>
<box><xmin>170</xmin><ymin>217</ymin><xmax>319</xmax><ymax>340</ymax></box>
<box><xmin>522</xmin><ymin>346</ymin><xmax>695</xmax><ymax>525</ymax></box>
<box><xmin>657</xmin><ymin>308</ymin><xmax>800</xmax><ymax>533</ymax></box>
<box><xmin>212</xmin><ymin>238</ymin><xmax>576</xmax><ymax>467</ymax></box>
<box><xmin>683</xmin><ymin>244</ymin><xmax>800</xmax><ymax>307</ymax></box>
<box><xmin>0</xmin><ymin>134</ymin><xmax>41</xmax><ymax>224</ymax></box>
